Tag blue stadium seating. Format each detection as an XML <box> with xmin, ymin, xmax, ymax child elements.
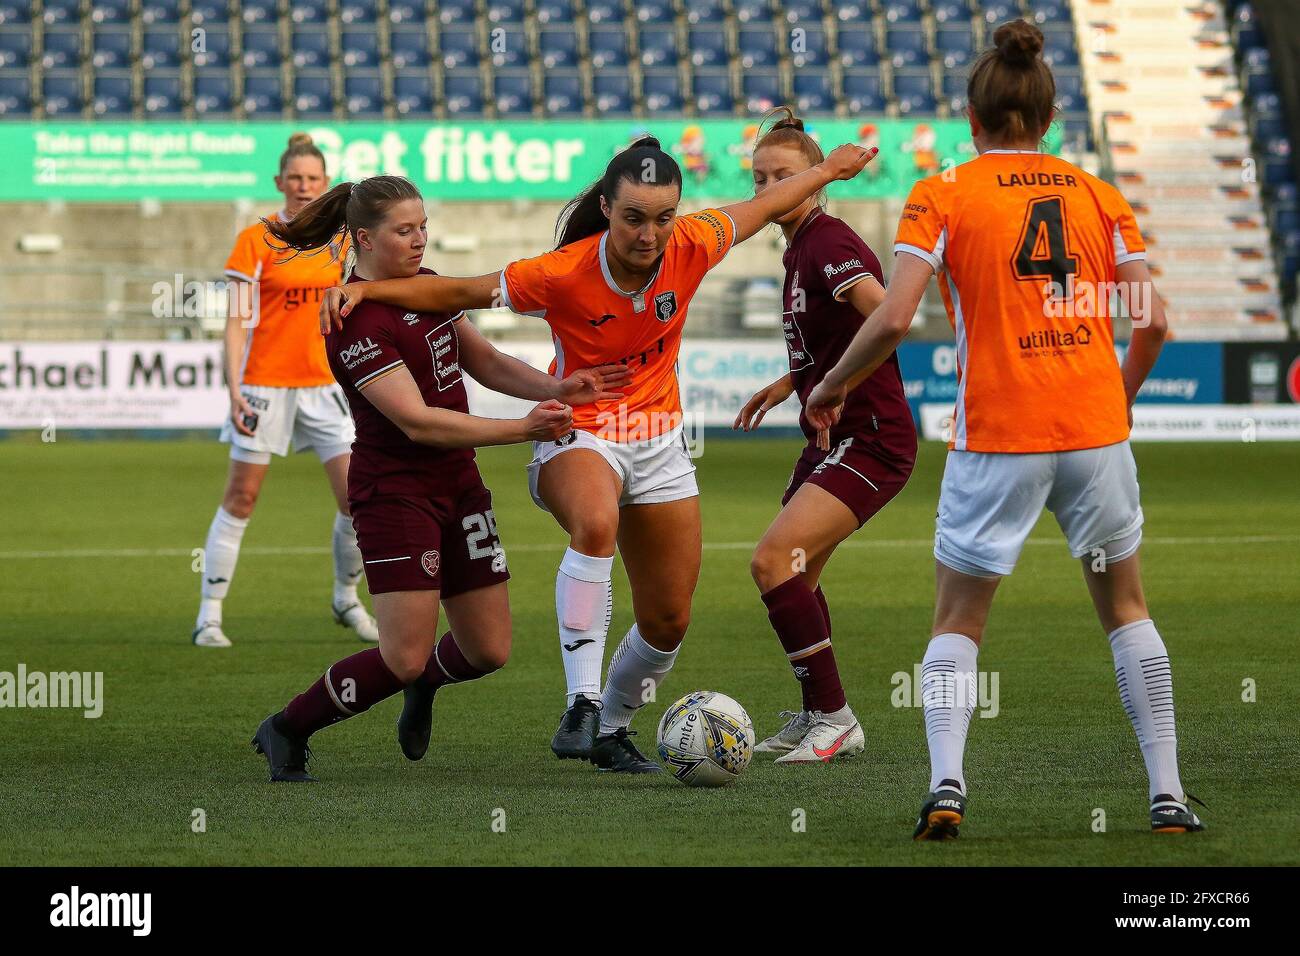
<box><xmin>593</xmin><ymin>70</ymin><xmax>633</xmax><ymax>114</ymax></box>
<box><xmin>141</xmin><ymin>27</ymin><xmax>183</xmax><ymax>70</ymax></box>
<box><xmin>143</xmin><ymin>71</ymin><xmax>183</xmax><ymax>114</ymax></box>
<box><xmin>685</xmin><ymin>0</ymin><xmax>727</xmax><ymax>25</ymax></box>
<box><xmin>979</xmin><ymin>1</ymin><xmax>1021</xmax><ymax>26</ymax></box>
<box><xmin>42</xmin><ymin>0</ymin><xmax>82</xmax><ymax>27</ymax></box>
<box><xmin>1261</xmin><ymin>138</ymin><xmax>1293</xmax><ymax>187</ymax></box>
<box><xmin>43</xmin><ymin>70</ymin><xmax>82</xmax><ymax>115</ymax></box>
<box><xmin>91</xmin><ymin>0</ymin><xmax>134</xmax><ymax>24</ymax></box>
<box><xmin>836</xmin><ymin>25</ymin><xmax>879</xmax><ymax>68</ymax></box>
<box><xmin>886</xmin><ymin>25</ymin><xmax>927</xmax><ymax>69</ymax></box>
<box><xmin>443</xmin><ymin>70</ymin><xmax>484</xmax><ymax>114</ymax></box>
<box><xmin>437</xmin><ymin>0</ymin><xmax>477</xmax><ymax>26</ymax></box>
<box><xmin>687</xmin><ymin>28</ymin><xmax>728</xmax><ymax>69</ymax></box>
<box><xmin>487</xmin><ymin>0</ymin><xmax>528</xmax><ymax>23</ymax></box>
<box><xmin>140</xmin><ymin>0</ymin><xmax>182</xmax><ymax>24</ymax></box>
<box><xmin>339</xmin><ymin>0</ymin><xmax>382</xmax><ymax>25</ymax></box>
<box><xmin>543</xmin><ymin>71</ymin><xmax>584</xmax><ymax>115</ymax></box>
<box><xmin>388</xmin><ymin>0</ymin><xmax>427</xmax><ymax>25</ymax></box>
<box><xmin>881</xmin><ymin>0</ymin><xmax>924</xmax><ymax>24</ymax></box>
<box><xmin>488</xmin><ymin>23</ymin><xmax>529</xmax><ymax>69</ymax></box>
<box><xmin>92</xmin><ymin>72</ymin><xmax>133</xmax><ymax>115</ymax></box>
<box><xmin>293</xmin><ymin>71</ymin><xmax>334</xmax><ymax>116</ymax></box>
<box><xmin>1054</xmin><ymin>69</ymin><xmax>1086</xmax><ymax>112</ymax></box>
<box><xmin>586</xmin><ymin>0</ymin><xmax>626</xmax><ymax>25</ymax></box>
<box><xmin>1026</xmin><ymin>1</ymin><xmax>1073</xmax><ymax>26</ymax></box>
<box><xmin>393</xmin><ymin>70</ymin><xmax>433</xmax><ymax>114</ymax></box>
<box><xmin>737</xmin><ymin>26</ymin><xmax>779</xmax><ymax>69</ymax></box>
<box><xmin>633</xmin><ymin>0</ymin><xmax>675</xmax><ymax>25</ymax></box>
<box><xmin>290</xmin><ymin>0</ymin><xmax>331</xmax><ymax>25</ymax></box>
<box><xmin>0</xmin><ymin>2</ymin><xmax>28</xmax><ymax>26</ymax></box>
<box><xmin>792</xmin><ymin>69</ymin><xmax>834</xmax><ymax>113</ymax></box>
<box><xmin>389</xmin><ymin>28</ymin><xmax>429</xmax><ymax>69</ymax></box>
<box><xmin>0</xmin><ymin>28</ymin><xmax>31</xmax><ymax>68</ymax></box>
<box><xmin>789</xmin><ymin>24</ymin><xmax>828</xmax><ymax>67</ymax></box>
<box><xmin>191</xmin><ymin>26</ymin><xmax>231</xmax><ymax>69</ymax></box>
<box><xmin>741</xmin><ymin>69</ymin><xmax>781</xmax><ymax>114</ymax></box>
<box><xmin>588</xmin><ymin>27</ymin><xmax>629</xmax><ymax>69</ymax></box>
<box><xmin>941</xmin><ymin>70</ymin><xmax>967</xmax><ymax>112</ymax></box>
<box><xmin>440</xmin><ymin>27</ymin><xmax>479</xmax><ymax>69</ymax></box>
<box><xmin>92</xmin><ymin>27</ymin><xmax>133</xmax><ymax>70</ymax></box>
<box><xmin>734</xmin><ymin>0</ymin><xmax>776</xmax><ymax>24</ymax></box>
<box><xmin>344</xmin><ymin>71</ymin><xmax>385</xmax><ymax>116</ymax></box>
<box><xmin>829</xmin><ymin>0</ymin><xmax>869</xmax><ymax>22</ymax></box>
<box><xmin>240</xmin><ymin>0</ymin><xmax>278</xmax><ymax>25</ymax></box>
<box><xmin>842</xmin><ymin>70</ymin><xmax>885</xmax><ymax>111</ymax></box>
<box><xmin>291</xmin><ymin>28</ymin><xmax>331</xmax><ymax>69</ymax></box>
<box><xmin>641</xmin><ymin>70</ymin><xmax>682</xmax><ymax>111</ymax></box>
<box><xmin>187</xmin><ymin>1</ymin><xmax>226</xmax><ymax>25</ymax></box>
<box><xmin>935</xmin><ymin>23</ymin><xmax>975</xmax><ymax>69</ymax></box>
<box><xmin>0</xmin><ymin>70</ymin><xmax>31</xmax><ymax>114</ymax></box>
<box><xmin>784</xmin><ymin>0</ymin><xmax>825</xmax><ymax>24</ymax></box>
<box><xmin>693</xmin><ymin>70</ymin><xmax>733</xmax><ymax>115</ymax></box>
<box><xmin>538</xmin><ymin>27</ymin><xmax>580</xmax><ymax>69</ymax></box>
<box><xmin>893</xmin><ymin>69</ymin><xmax>937</xmax><ymax>113</ymax></box>
<box><xmin>931</xmin><ymin>0</ymin><xmax>971</xmax><ymax>24</ymax></box>
<box><xmin>42</xmin><ymin>28</ymin><xmax>83</xmax><ymax>70</ymax></box>
<box><xmin>192</xmin><ymin>70</ymin><xmax>233</xmax><ymax>114</ymax></box>
<box><xmin>638</xmin><ymin>26</ymin><xmax>677</xmax><ymax>69</ymax></box>
<box><xmin>244</xmin><ymin>70</ymin><xmax>284</xmax><ymax>114</ymax></box>
<box><xmin>493</xmin><ymin>70</ymin><xmax>533</xmax><ymax>116</ymax></box>
<box><xmin>1041</xmin><ymin>28</ymin><xmax>1079</xmax><ymax>68</ymax></box>
<box><xmin>342</xmin><ymin>28</ymin><xmax>382</xmax><ymax>68</ymax></box>
<box><xmin>536</xmin><ymin>0</ymin><xmax>578</xmax><ymax>25</ymax></box>
<box><xmin>242</xmin><ymin>28</ymin><xmax>281</xmax><ymax>69</ymax></box>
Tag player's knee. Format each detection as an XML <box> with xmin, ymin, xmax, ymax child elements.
<box><xmin>749</xmin><ymin>545</ymin><xmax>792</xmax><ymax>592</ymax></box>
<box><xmin>222</xmin><ymin>487</ymin><xmax>258</xmax><ymax>519</ymax></box>
<box><xmin>569</xmin><ymin>513</ymin><xmax>619</xmax><ymax>555</ymax></box>
<box><xmin>473</xmin><ymin>641</ymin><xmax>510</xmax><ymax>673</ymax></box>
<box><xmin>640</xmin><ymin>608</ymin><xmax>690</xmax><ymax>648</ymax></box>
<box><xmin>385</xmin><ymin>647</ymin><xmax>430</xmax><ymax>684</ymax></box>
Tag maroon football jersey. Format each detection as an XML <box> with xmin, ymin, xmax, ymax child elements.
<box><xmin>782</xmin><ymin>210</ymin><xmax>916</xmax><ymax>466</ymax></box>
<box><xmin>326</xmin><ymin>267</ymin><xmax>477</xmax><ymax>502</ymax></box>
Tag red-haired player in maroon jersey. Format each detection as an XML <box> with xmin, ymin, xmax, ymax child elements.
<box><xmin>735</xmin><ymin>109</ymin><xmax>918</xmax><ymax>763</ymax></box>
<box><xmin>249</xmin><ymin>176</ymin><xmax>628</xmax><ymax>781</ymax></box>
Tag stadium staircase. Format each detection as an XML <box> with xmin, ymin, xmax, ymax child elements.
<box><xmin>1072</xmin><ymin>0</ymin><xmax>1287</xmax><ymax>339</ymax></box>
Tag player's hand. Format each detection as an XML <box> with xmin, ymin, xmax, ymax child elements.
<box><xmin>734</xmin><ymin>376</ymin><xmax>794</xmax><ymax>431</ymax></box>
<box><xmin>319</xmin><ymin>284</ymin><xmax>365</xmax><ymax>335</ymax></box>
<box><xmin>820</xmin><ymin>143</ymin><xmax>878</xmax><ymax>183</ymax></box>
<box><xmin>523</xmin><ymin>400</ymin><xmax>573</xmax><ymax>442</ymax></box>
<box><xmin>229</xmin><ymin>392</ymin><xmax>256</xmax><ymax>437</ymax></box>
<box><xmin>555</xmin><ymin>364</ymin><xmax>631</xmax><ymax>406</ymax></box>
<box><xmin>805</xmin><ymin>379</ymin><xmax>847</xmax><ymax>432</ymax></box>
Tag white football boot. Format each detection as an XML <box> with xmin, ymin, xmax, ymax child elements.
<box><xmin>192</xmin><ymin>621</ymin><xmax>232</xmax><ymax>648</ymax></box>
<box><xmin>773</xmin><ymin>713</ymin><xmax>865</xmax><ymax>764</ymax></box>
<box><xmin>755</xmin><ymin>710</ymin><xmax>814</xmax><ymax>754</ymax></box>
<box><xmin>333</xmin><ymin>601</ymin><xmax>379</xmax><ymax>643</ymax></box>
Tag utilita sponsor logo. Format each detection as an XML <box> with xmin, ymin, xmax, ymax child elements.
<box><xmin>50</xmin><ymin>886</ymin><xmax>151</xmax><ymax>936</ymax></box>
<box><xmin>1018</xmin><ymin>324</ymin><xmax>1092</xmax><ymax>351</ymax></box>
<box><xmin>823</xmin><ymin>258</ymin><xmax>863</xmax><ymax>277</ymax></box>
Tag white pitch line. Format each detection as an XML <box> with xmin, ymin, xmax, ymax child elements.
<box><xmin>0</xmin><ymin>534</ymin><xmax>1296</xmax><ymax>561</ymax></box>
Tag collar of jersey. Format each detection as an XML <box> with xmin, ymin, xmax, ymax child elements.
<box><xmin>981</xmin><ymin>149</ymin><xmax>1043</xmax><ymax>155</ymax></box>
<box><xmin>791</xmin><ymin>206</ymin><xmax>824</xmax><ymax>243</ymax></box>
<box><xmin>598</xmin><ymin>232</ymin><xmax>662</xmax><ymax>299</ymax></box>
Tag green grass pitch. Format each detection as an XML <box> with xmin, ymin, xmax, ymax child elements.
<box><xmin>1</xmin><ymin>436</ymin><xmax>1296</xmax><ymax>866</ymax></box>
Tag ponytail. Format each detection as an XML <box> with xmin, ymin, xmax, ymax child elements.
<box><xmin>967</xmin><ymin>19</ymin><xmax>1056</xmax><ymax>144</ymax></box>
<box><xmin>753</xmin><ymin>105</ymin><xmax>828</xmax><ymax>206</ymax></box>
<box><xmin>264</xmin><ymin>175</ymin><xmax>423</xmax><ymax>257</ymax></box>
<box><xmin>554</xmin><ymin>135</ymin><xmax>683</xmax><ymax>248</ymax></box>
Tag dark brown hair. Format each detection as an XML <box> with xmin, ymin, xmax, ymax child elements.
<box><xmin>967</xmin><ymin>19</ymin><xmax>1056</xmax><ymax>144</ymax></box>
<box><xmin>752</xmin><ymin>106</ymin><xmax>827</xmax><ymax>206</ymax></box>
<box><xmin>554</xmin><ymin>135</ymin><xmax>683</xmax><ymax>249</ymax></box>
<box><xmin>278</xmin><ymin>131</ymin><xmax>326</xmax><ymax>175</ymax></box>
<box><xmin>264</xmin><ymin>175</ymin><xmax>423</xmax><ymax>255</ymax></box>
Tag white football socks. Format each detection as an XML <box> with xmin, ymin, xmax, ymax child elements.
<box><xmin>599</xmin><ymin>625</ymin><xmax>678</xmax><ymax>736</ymax></box>
<box><xmin>196</xmin><ymin>506</ymin><xmax>248</xmax><ymax>628</ymax></box>
<box><xmin>1110</xmin><ymin>618</ymin><xmax>1183</xmax><ymax>801</ymax></box>
<box><xmin>556</xmin><ymin>548</ymin><xmax>614</xmax><ymax>707</ymax></box>
<box><xmin>332</xmin><ymin>512</ymin><xmax>364</xmax><ymax>607</ymax></box>
<box><xmin>921</xmin><ymin>632</ymin><xmax>979</xmax><ymax>794</ymax></box>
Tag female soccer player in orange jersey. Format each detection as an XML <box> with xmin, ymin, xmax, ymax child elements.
<box><xmin>193</xmin><ymin>133</ymin><xmax>379</xmax><ymax>649</ymax></box>
<box><xmin>321</xmin><ymin>136</ymin><xmax>875</xmax><ymax>772</ymax></box>
<box><xmin>808</xmin><ymin>20</ymin><xmax>1203</xmax><ymax>837</ymax></box>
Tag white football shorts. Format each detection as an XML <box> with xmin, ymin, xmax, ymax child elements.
<box><xmin>526</xmin><ymin>424</ymin><xmax>699</xmax><ymax>511</ymax></box>
<box><xmin>219</xmin><ymin>383</ymin><xmax>356</xmax><ymax>465</ymax></box>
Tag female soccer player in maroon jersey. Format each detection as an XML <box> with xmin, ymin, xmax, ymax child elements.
<box><xmin>249</xmin><ymin>176</ymin><xmax>628</xmax><ymax>781</ymax></box>
<box><xmin>734</xmin><ymin>109</ymin><xmax>918</xmax><ymax>763</ymax></box>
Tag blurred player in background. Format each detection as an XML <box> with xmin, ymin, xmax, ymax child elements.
<box><xmin>807</xmin><ymin>20</ymin><xmax>1204</xmax><ymax>838</ymax></box>
<box><xmin>250</xmin><ymin>175</ymin><xmax>624</xmax><ymax>780</ymax></box>
<box><xmin>735</xmin><ymin>108</ymin><xmax>917</xmax><ymax>764</ymax></box>
<box><xmin>193</xmin><ymin>133</ymin><xmax>378</xmax><ymax>648</ymax></box>
<box><xmin>321</xmin><ymin>136</ymin><xmax>876</xmax><ymax>773</ymax></box>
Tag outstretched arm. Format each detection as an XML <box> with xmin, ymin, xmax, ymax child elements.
<box><xmin>320</xmin><ymin>272</ymin><xmax>502</xmax><ymax>333</ymax></box>
<box><xmin>455</xmin><ymin>317</ymin><xmax>631</xmax><ymax>405</ymax></box>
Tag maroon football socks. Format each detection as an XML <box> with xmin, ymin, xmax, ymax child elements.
<box><xmin>761</xmin><ymin>576</ymin><xmax>847</xmax><ymax>713</ymax></box>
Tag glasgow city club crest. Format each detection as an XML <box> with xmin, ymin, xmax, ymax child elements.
<box><xmin>654</xmin><ymin>290</ymin><xmax>677</xmax><ymax>323</ymax></box>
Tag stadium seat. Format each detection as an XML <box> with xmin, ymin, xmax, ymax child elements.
<box><xmin>589</xmin><ymin>27</ymin><xmax>630</xmax><ymax>69</ymax></box>
<box><xmin>641</xmin><ymin>69</ymin><xmax>682</xmax><ymax>111</ymax></box>
<box><xmin>192</xmin><ymin>70</ymin><xmax>233</xmax><ymax>114</ymax></box>
<box><xmin>638</xmin><ymin>25</ymin><xmax>677</xmax><ymax>69</ymax></box>
<box><xmin>92</xmin><ymin>72</ymin><xmax>133</xmax><ymax>115</ymax></box>
<box><xmin>693</xmin><ymin>70</ymin><xmax>734</xmax><ymax>115</ymax></box>
<box><xmin>487</xmin><ymin>22</ymin><xmax>528</xmax><ymax>68</ymax></box>
<box><xmin>41</xmin><ymin>0</ymin><xmax>81</xmax><ymax>27</ymax></box>
<box><xmin>789</xmin><ymin>24</ymin><xmax>829</xmax><ymax>67</ymax></box>
<box><xmin>293</xmin><ymin>70</ymin><xmax>335</xmax><ymax>116</ymax></box>
<box><xmin>440</xmin><ymin>27</ymin><xmax>479</xmax><ymax>69</ymax></box>
<box><xmin>443</xmin><ymin>69</ymin><xmax>484</xmax><ymax>114</ymax></box>
<box><xmin>392</xmin><ymin>70</ymin><xmax>433</xmax><ymax>114</ymax></box>
<box><xmin>829</xmin><ymin>0</ymin><xmax>869</xmax><ymax>22</ymax></box>
<box><xmin>685</xmin><ymin>0</ymin><xmax>727</xmax><ymax>26</ymax></box>
<box><xmin>139</xmin><ymin>0</ymin><xmax>182</xmax><ymax>23</ymax></box>
<box><xmin>143</xmin><ymin>71</ymin><xmax>183</xmax><ymax>114</ymax></box>
<box><xmin>536</xmin><ymin>0</ymin><xmax>578</xmax><ymax>25</ymax></box>
<box><xmin>244</xmin><ymin>69</ymin><xmax>284</xmax><ymax>115</ymax></box>
<box><xmin>0</xmin><ymin>28</ymin><xmax>31</xmax><ymax>68</ymax></box>
<box><xmin>632</xmin><ymin>0</ymin><xmax>675</xmax><ymax>25</ymax></box>
<box><xmin>1261</xmin><ymin>138</ymin><xmax>1293</xmax><ymax>187</ymax></box>
<box><xmin>1057</xmin><ymin>110</ymin><xmax>1093</xmax><ymax>151</ymax></box>
<box><xmin>893</xmin><ymin>69</ymin><xmax>936</xmax><ymax>113</ymax></box>
<box><xmin>239</xmin><ymin>0</ymin><xmax>278</xmax><ymax>25</ymax></box>
<box><xmin>842</xmin><ymin>70</ymin><xmax>885</xmax><ymax>111</ymax></box>
<box><xmin>341</xmin><ymin>29</ymin><xmax>382</xmax><ymax>68</ymax></box>
<box><xmin>836</xmin><ymin>25</ymin><xmax>880</xmax><ymax>68</ymax></box>
<box><xmin>343</xmin><ymin>71</ymin><xmax>385</xmax><ymax>116</ymax></box>
<box><xmin>538</xmin><ymin>27</ymin><xmax>580</xmax><ymax>69</ymax></box>
<box><xmin>389</xmin><ymin>28</ymin><xmax>429</xmax><ymax>69</ymax></box>
<box><xmin>387</xmin><ymin>0</ymin><xmax>426</xmax><ymax>25</ymax></box>
<box><xmin>1054</xmin><ymin>69</ymin><xmax>1086</xmax><ymax>112</ymax></box>
<box><xmin>436</xmin><ymin>0</ymin><xmax>477</xmax><ymax>25</ymax></box>
<box><xmin>1242</xmin><ymin>63</ymin><xmax>1275</xmax><ymax>99</ymax></box>
<box><xmin>290</xmin><ymin>0</ymin><xmax>331</xmax><ymax>25</ymax></box>
<box><xmin>687</xmin><ymin>28</ymin><xmax>728</xmax><ymax>69</ymax></box>
<box><xmin>41</xmin><ymin>27</ymin><xmax>83</xmax><ymax>70</ymax></box>
<box><xmin>1025</xmin><ymin>1</ymin><xmax>1072</xmax><ymax>26</ymax></box>
<box><xmin>881</xmin><ymin>0</ymin><xmax>924</xmax><ymax>24</ymax></box>
<box><xmin>543</xmin><ymin>70</ymin><xmax>584</xmax><ymax>115</ymax></box>
<box><xmin>187</xmin><ymin>0</ymin><xmax>226</xmax><ymax>25</ymax></box>
<box><xmin>886</xmin><ymin>25</ymin><xmax>927</xmax><ymax>69</ymax></box>
<box><xmin>593</xmin><ymin>70</ymin><xmax>632</xmax><ymax>113</ymax></box>
<box><xmin>1250</xmin><ymin>106</ymin><xmax>1286</xmax><ymax>144</ymax></box>
<box><xmin>742</xmin><ymin>69</ymin><xmax>781</xmax><ymax>114</ymax></box>
<box><xmin>733</xmin><ymin>0</ymin><xmax>776</xmax><ymax>24</ymax></box>
<box><xmin>934</xmin><ymin>23</ymin><xmax>975</xmax><ymax>69</ymax></box>
<box><xmin>1041</xmin><ymin>29</ymin><xmax>1079</xmax><ymax>68</ymax></box>
<box><xmin>784</xmin><ymin>0</ymin><xmax>826</xmax><ymax>24</ymax></box>
<box><xmin>493</xmin><ymin>70</ymin><xmax>533</xmax><ymax>116</ymax></box>
<box><xmin>191</xmin><ymin>26</ymin><xmax>231</xmax><ymax>69</ymax></box>
<box><xmin>141</xmin><ymin>26</ymin><xmax>183</xmax><ymax>69</ymax></box>
<box><xmin>92</xmin><ymin>27</ymin><xmax>133</xmax><ymax>69</ymax></box>
<box><xmin>931</xmin><ymin>0</ymin><xmax>972</xmax><ymax>24</ymax></box>
<box><xmin>42</xmin><ymin>70</ymin><xmax>83</xmax><ymax>115</ymax></box>
<box><xmin>737</xmin><ymin>26</ymin><xmax>779</xmax><ymax>69</ymax></box>
<box><xmin>585</xmin><ymin>0</ymin><xmax>626</xmax><ymax>25</ymax></box>
<box><xmin>241</xmin><ymin>28</ymin><xmax>281</xmax><ymax>69</ymax></box>
<box><xmin>291</xmin><ymin>28</ymin><xmax>331</xmax><ymax>69</ymax></box>
<box><xmin>486</xmin><ymin>0</ymin><xmax>528</xmax><ymax>23</ymax></box>
<box><xmin>941</xmin><ymin>70</ymin><xmax>967</xmax><ymax>112</ymax></box>
<box><xmin>0</xmin><ymin>1</ymin><xmax>28</xmax><ymax>26</ymax></box>
<box><xmin>90</xmin><ymin>0</ymin><xmax>133</xmax><ymax>24</ymax></box>
<box><xmin>792</xmin><ymin>69</ymin><xmax>834</xmax><ymax>113</ymax></box>
<box><xmin>979</xmin><ymin>1</ymin><xmax>1021</xmax><ymax>26</ymax></box>
<box><xmin>339</xmin><ymin>0</ymin><xmax>382</xmax><ymax>25</ymax></box>
<box><xmin>0</xmin><ymin>69</ymin><xmax>30</xmax><ymax>114</ymax></box>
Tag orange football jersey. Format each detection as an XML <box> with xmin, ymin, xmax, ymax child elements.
<box><xmin>501</xmin><ymin>208</ymin><xmax>735</xmax><ymax>440</ymax></box>
<box><xmin>895</xmin><ymin>150</ymin><xmax>1146</xmax><ymax>453</ymax></box>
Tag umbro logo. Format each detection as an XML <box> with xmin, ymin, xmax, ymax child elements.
<box><xmin>563</xmin><ymin>639</ymin><xmax>595</xmax><ymax>652</ymax></box>
<box><xmin>402</xmin><ymin>313</ymin><xmax>420</xmax><ymax>326</ymax></box>
<box><xmin>205</xmin><ymin>577</ymin><xmax>228</xmax><ymax>585</ymax></box>
<box><xmin>589</xmin><ymin>314</ymin><xmax>616</xmax><ymax>327</ymax></box>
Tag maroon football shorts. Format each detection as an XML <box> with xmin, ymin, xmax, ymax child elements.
<box><xmin>781</xmin><ymin>435</ymin><xmax>914</xmax><ymax>527</ymax></box>
<box><xmin>350</xmin><ymin>480</ymin><xmax>510</xmax><ymax>597</ymax></box>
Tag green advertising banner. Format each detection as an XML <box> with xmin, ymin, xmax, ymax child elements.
<box><xmin>2</xmin><ymin>120</ymin><xmax>1061</xmax><ymax>202</ymax></box>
